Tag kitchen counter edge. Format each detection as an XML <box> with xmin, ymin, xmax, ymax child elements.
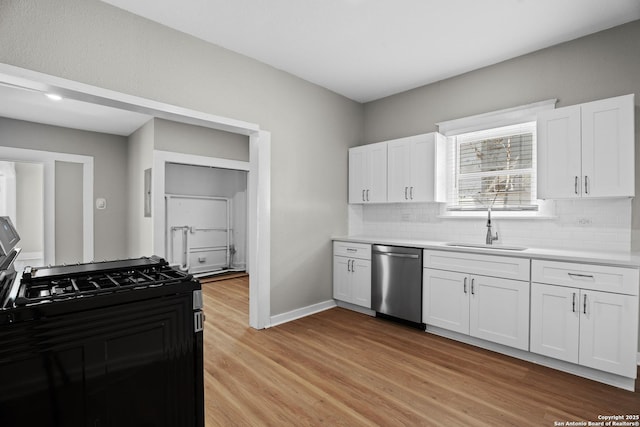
<box><xmin>332</xmin><ymin>236</ymin><xmax>640</xmax><ymax>269</ymax></box>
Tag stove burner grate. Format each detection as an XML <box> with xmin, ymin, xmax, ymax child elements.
<box><xmin>14</xmin><ymin>261</ymin><xmax>189</xmax><ymax>307</ymax></box>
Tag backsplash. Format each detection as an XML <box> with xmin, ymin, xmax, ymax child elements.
<box><xmin>349</xmin><ymin>198</ymin><xmax>632</xmax><ymax>252</ymax></box>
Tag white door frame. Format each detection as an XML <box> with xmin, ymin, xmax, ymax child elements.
<box><xmin>0</xmin><ymin>63</ymin><xmax>271</xmax><ymax>329</ymax></box>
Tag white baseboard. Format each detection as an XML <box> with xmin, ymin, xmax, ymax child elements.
<box><xmin>637</xmin><ymin>352</ymin><xmax>640</xmax><ymax>366</ymax></box>
<box><xmin>335</xmin><ymin>300</ymin><xmax>376</xmax><ymax>316</ymax></box>
<box><xmin>268</xmin><ymin>299</ymin><xmax>337</xmax><ymax>328</ymax></box>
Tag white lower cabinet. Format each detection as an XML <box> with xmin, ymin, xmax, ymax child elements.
<box><xmin>423</xmin><ymin>269</ymin><xmax>469</xmax><ymax>335</ymax></box>
<box><xmin>423</xmin><ymin>251</ymin><xmax>530</xmax><ymax>351</ymax></box>
<box><xmin>469</xmin><ymin>275</ymin><xmax>530</xmax><ymax>350</ymax></box>
<box><xmin>531</xmin><ymin>280</ymin><xmax>639</xmax><ymax>378</ymax></box>
<box><xmin>333</xmin><ymin>242</ymin><xmax>371</xmax><ymax>308</ymax></box>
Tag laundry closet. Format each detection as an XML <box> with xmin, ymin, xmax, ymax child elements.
<box><xmin>164</xmin><ymin>162</ymin><xmax>247</xmax><ymax>276</ymax></box>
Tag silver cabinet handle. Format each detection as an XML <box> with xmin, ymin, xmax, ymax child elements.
<box><xmin>572</xmin><ymin>292</ymin><xmax>576</xmax><ymax>313</ymax></box>
<box><xmin>575</xmin><ymin>176</ymin><xmax>579</xmax><ymax>194</ymax></box>
<box><xmin>568</xmin><ymin>272</ymin><xmax>594</xmax><ymax>279</ymax></box>
<box><xmin>404</xmin><ymin>186</ymin><xmax>408</xmax><ymax>200</ymax></box>
<box><xmin>347</xmin><ymin>259</ymin><xmax>351</xmax><ymax>272</ymax></box>
<box><xmin>584</xmin><ymin>176</ymin><xmax>589</xmax><ymax>194</ymax></box>
<box><xmin>366</xmin><ymin>189</ymin><xmax>370</xmax><ymax>201</ymax></box>
<box><xmin>471</xmin><ymin>278</ymin><xmax>475</xmax><ymax>295</ymax></box>
<box><xmin>410</xmin><ymin>186</ymin><xmax>414</xmax><ymax>200</ymax></box>
<box><xmin>583</xmin><ymin>293</ymin><xmax>587</xmax><ymax>315</ymax></box>
<box><xmin>362</xmin><ymin>189</ymin><xmax>365</xmax><ymax>202</ymax></box>
<box><xmin>463</xmin><ymin>277</ymin><xmax>467</xmax><ymax>294</ymax></box>
<box><xmin>351</xmin><ymin>260</ymin><xmax>355</xmax><ymax>273</ymax></box>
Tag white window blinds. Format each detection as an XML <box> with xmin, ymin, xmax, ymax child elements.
<box><xmin>448</xmin><ymin>122</ymin><xmax>537</xmax><ymax>211</ymax></box>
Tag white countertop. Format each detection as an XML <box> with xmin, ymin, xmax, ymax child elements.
<box><xmin>333</xmin><ymin>236</ymin><xmax>640</xmax><ymax>268</ymax></box>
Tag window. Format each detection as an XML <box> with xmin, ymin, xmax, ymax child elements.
<box><xmin>436</xmin><ymin>99</ymin><xmax>557</xmax><ymax>216</ymax></box>
<box><xmin>448</xmin><ymin>122</ymin><xmax>537</xmax><ymax>211</ymax></box>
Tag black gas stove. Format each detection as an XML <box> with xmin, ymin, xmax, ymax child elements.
<box><xmin>0</xmin><ymin>218</ymin><xmax>205</xmax><ymax>427</ymax></box>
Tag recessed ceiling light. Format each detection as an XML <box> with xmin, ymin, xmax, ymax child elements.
<box><xmin>45</xmin><ymin>93</ymin><xmax>63</xmax><ymax>101</ymax></box>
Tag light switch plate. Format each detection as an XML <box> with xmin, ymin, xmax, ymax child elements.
<box><xmin>96</xmin><ymin>198</ymin><xmax>107</xmax><ymax>210</ymax></box>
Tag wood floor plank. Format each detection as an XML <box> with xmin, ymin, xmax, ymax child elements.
<box><xmin>202</xmin><ymin>277</ymin><xmax>640</xmax><ymax>426</ymax></box>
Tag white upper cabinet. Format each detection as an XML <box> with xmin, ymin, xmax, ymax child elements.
<box><xmin>537</xmin><ymin>94</ymin><xmax>634</xmax><ymax>199</ymax></box>
<box><xmin>387</xmin><ymin>132</ymin><xmax>447</xmax><ymax>203</ymax></box>
<box><xmin>348</xmin><ymin>142</ymin><xmax>387</xmax><ymax>204</ymax></box>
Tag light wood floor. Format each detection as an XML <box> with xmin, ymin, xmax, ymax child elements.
<box><xmin>202</xmin><ymin>277</ymin><xmax>640</xmax><ymax>426</ymax></box>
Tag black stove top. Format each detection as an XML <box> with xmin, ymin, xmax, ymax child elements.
<box><xmin>2</xmin><ymin>256</ymin><xmax>194</xmax><ymax>310</ymax></box>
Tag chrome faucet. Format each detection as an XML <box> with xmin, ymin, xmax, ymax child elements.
<box><xmin>486</xmin><ymin>207</ymin><xmax>498</xmax><ymax>245</ymax></box>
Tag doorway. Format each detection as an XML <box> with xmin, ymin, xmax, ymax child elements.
<box><xmin>165</xmin><ymin>163</ymin><xmax>248</xmax><ymax>277</ymax></box>
<box><xmin>0</xmin><ymin>64</ymin><xmax>270</xmax><ymax>329</ymax></box>
<box><xmin>0</xmin><ymin>161</ymin><xmax>44</xmax><ymax>271</ymax></box>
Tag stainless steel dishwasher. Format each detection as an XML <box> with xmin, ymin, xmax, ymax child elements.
<box><xmin>372</xmin><ymin>245</ymin><xmax>423</xmax><ymax>326</ymax></box>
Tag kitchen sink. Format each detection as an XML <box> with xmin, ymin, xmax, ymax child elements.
<box><xmin>444</xmin><ymin>242</ymin><xmax>528</xmax><ymax>251</ymax></box>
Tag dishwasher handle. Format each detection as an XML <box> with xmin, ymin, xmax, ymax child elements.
<box><xmin>373</xmin><ymin>252</ymin><xmax>420</xmax><ymax>259</ymax></box>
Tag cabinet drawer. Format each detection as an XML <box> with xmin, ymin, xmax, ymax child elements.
<box><xmin>424</xmin><ymin>250</ymin><xmax>530</xmax><ymax>281</ymax></box>
<box><xmin>333</xmin><ymin>241</ymin><xmax>371</xmax><ymax>260</ymax></box>
<box><xmin>531</xmin><ymin>260</ymin><xmax>639</xmax><ymax>295</ymax></box>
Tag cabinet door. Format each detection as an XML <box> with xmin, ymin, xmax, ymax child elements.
<box><xmin>387</xmin><ymin>140</ymin><xmax>411</xmax><ymax>202</ymax></box>
<box><xmin>410</xmin><ymin>137</ymin><xmax>435</xmax><ymax>202</ymax></box>
<box><xmin>333</xmin><ymin>256</ymin><xmax>351</xmax><ymax>302</ymax></box>
<box><xmin>423</xmin><ymin>268</ymin><xmax>469</xmax><ymax>334</ymax></box>
<box><xmin>351</xmin><ymin>259</ymin><xmax>372</xmax><ymax>308</ymax></box>
<box><xmin>348</xmin><ymin>148</ymin><xmax>367</xmax><ymax>204</ymax></box>
<box><xmin>366</xmin><ymin>143</ymin><xmax>388</xmax><ymax>203</ymax></box>
<box><xmin>537</xmin><ymin>105</ymin><xmax>582</xmax><ymax>199</ymax></box>
<box><xmin>581</xmin><ymin>94</ymin><xmax>635</xmax><ymax>198</ymax></box>
<box><xmin>469</xmin><ymin>275</ymin><xmax>530</xmax><ymax>350</ymax></box>
<box><xmin>579</xmin><ymin>289</ymin><xmax>639</xmax><ymax>377</ymax></box>
<box><xmin>530</xmin><ymin>283</ymin><xmax>580</xmax><ymax>363</ymax></box>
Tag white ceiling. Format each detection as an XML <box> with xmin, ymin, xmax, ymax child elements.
<box><xmin>100</xmin><ymin>0</ymin><xmax>640</xmax><ymax>103</ymax></box>
<box><xmin>0</xmin><ymin>83</ymin><xmax>152</xmax><ymax>136</ymax></box>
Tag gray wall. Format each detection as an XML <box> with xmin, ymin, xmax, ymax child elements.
<box><xmin>363</xmin><ymin>20</ymin><xmax>640</xmax><ymax>145</ymax></box>
<box><xmin>127</xmin><ymin>119</ymin><xmax>154</xmax><ymax>257</ymax></box>
<box><xmin>0</xmin><ymin>0</ymin><xmax>363</xmax><ymax>316</ymax></box>
<box><xmin>0</xmin><ymin>117</ymin><xmax>129</xmax><ymax>261</ymax></box>
<box><xmin>165</xmin><ymin>163</ymin><xmax>247</xmax><ymax>198</ymax></box>
<box><xmin>154</xmin><ymin>118</ymin><xmax>249</xmax><ymax>161</ymax></box>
